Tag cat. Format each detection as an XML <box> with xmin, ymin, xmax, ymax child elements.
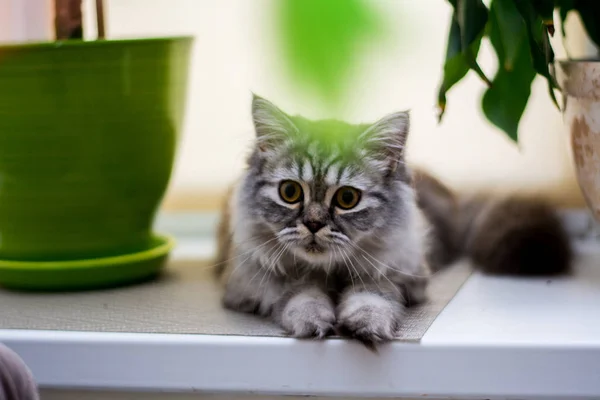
<box><xmin>214</xmin><ymin>94</ymin><xmax>572</xmax><ymax>346</ymax></box>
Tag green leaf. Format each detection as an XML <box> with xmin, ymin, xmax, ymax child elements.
<box><xmin>541</xmin><ymin>30</ymin><xmax>560</xmax><ymax>108</ymax></box>
<box><xmin>483</xmin><ymin>0</ymin><xmax>536</xmax><ymax>142</ymax></box>
<box><xmin>532</xmin><ymin>0</ymin><xmax>555</xmax><ymax>20</ymax></box>
<box><xmin>457</xmin><ymin>0</ymin><xmax>492</xmax><ymax>85</ymax></box>
<box><xmin>457</xmin><ymin>0</ymin><xmax>488</xmax><ymax>48</ymax></box>
<box><xmin>465</xmin><ymin>48</ymin><xmax>493</xmax><ymax>86</ymax></box>
<box><xmin>275</xmin><ymin>0</ymin><xmax>384</xmax><ymax>110</ymax></box>
<box><xmin>491</xmin><ymin>0</ymin><xmax>527</xmax><ymax>70</ymax></box>
<box><xmin>437</xmin><ymin>13</ymin><xmax>483</xmax><ymax>121</ymax></box>
<box><xmin>513</xmin><ymin>0</ymin><xmax>560</xmax><ymax>109</ymax></box>
<box><xmin>532</xmin><ymin>0</ymin><xmax>556</xmax><ymax>35</ymax></box>
<box><xmin>438</xmin><ymin>1</ymin><xmax>490</xmax><ymax>121</ymax></box>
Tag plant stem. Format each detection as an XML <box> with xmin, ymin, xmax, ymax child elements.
<box><xmin>54</xmin><ymin>0</ymin><xmax>83</xmax><ymax>40</ymax></box>
<box><xmin>96</xmin><ymin>0</ymin><xmax>105</xmax><ymax>39</ymax></box>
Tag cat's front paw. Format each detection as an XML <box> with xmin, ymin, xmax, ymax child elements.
<box><xmin>280</xmin><ymin>289</ymin><xmax>336</xmax><ymax>338</ymax></box>
<box><xmin>337</xmin><ymin>292</ymin><xmax>400</xmax><ymax>345</ymax></box>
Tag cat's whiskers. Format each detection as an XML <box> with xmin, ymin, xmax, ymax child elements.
<box><xmin>329</xmin><ymin>245</ymin><xmax>337</xmax><ymax>266</ymax></box>
<box><xmin>341</xmin><ymin>247</ymin><xmax>367</xmax><ymax>288</ymax></box>
<box><xmin>327</xmin><ymin>247</ymin><xmax>334</xmax><ymax>274</ymax></box>
<box><xmin>264</xmin><ymin>241</ymin><xmax>284</xmax><ymax>272</ymax></box>
<box><xmin>333</xmin><ymin>244</ymin><xmax>355</xmax><ymax>289</ymax></box>
<box><xmin>351</xmin><ymin>253</ymin><xmax>406</xmax><ymax>302</ymax></box>
<box><xmin>208</xmin><ymin>236</ymin><xmax>278</xmax><ymax>272</ymax></box>
<box><xmin>233</xmin><ymin>246</ymin><xmax>277</xmax><ymax>311</ymax></box>
<box><xmin>245</xmin><ymin>242</ymin><xmax>282</xmax><ymax>286</ymax></box>
<box><xmin>276</xmin><ymin>228</ymin><xmax>303</xmax><ymax>247</ymax></box>
<box><xmin>271</xmin><ymin>242</ymin><xmax>291</xmax><ymax>275</ymax></box>
<box><xmin>347</xmin><ymin>243</ymin><xmax>405</xmax><ymax>299</ymax></box>
<box><xmin>344</xmin><ymin>247</ymin><xmax>366</xmax><ymax>273</ymax></box>
<box><xmin>258</xmin><ymin>252</ymin><xmax>279</xmax><ymax>293</ymax></box>
<box><xmin>352</xmin><ymin>243</ymin><xmax>430</xmax><ymax>279</ymax></box>
<box><xmin>360</xmin><ymin>254</ymin><xmax>402</xmax><ymax>296</ymax></box>
<box><xmin>260</xmin><ymin>267</ymin><xmax>277</xmax><ymax>299</ymax></box>
<box><xmin>220</xmin><ymin>237</ymin><xmax>279</xmax><ymax>279</ymax></box>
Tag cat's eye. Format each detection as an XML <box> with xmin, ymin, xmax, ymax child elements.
<box><xmin>279</xmin><ymin>180</ymin><xmax>303</xmax><ymax>204</ymax></box>
<box><xmin>334</xmin><ymin>186</ymin><xmax>361</xmax><ymax>210</ymax></box>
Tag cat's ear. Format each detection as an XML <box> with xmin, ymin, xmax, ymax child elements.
<box><xmin>359</xmin><ymin>110</ymin><xmax>409</xmax><ymax>173</ymax></box>
<box><xmin>251</xmin><ymin>94</ymin><xmax>297</xmax><ymax>152</ymax></box>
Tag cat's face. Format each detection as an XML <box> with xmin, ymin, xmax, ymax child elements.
<box><xmin>240</xmin><ymin>95</ymin><xmax>412</xmax><ymax>265</ymax></box>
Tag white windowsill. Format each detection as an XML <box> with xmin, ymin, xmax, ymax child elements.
<box><xmin>1</xmin><ymin>209</ymin><xmax>600</xmax><ymax>399</ymax></box>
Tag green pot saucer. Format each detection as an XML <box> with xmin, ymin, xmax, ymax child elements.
<box><xmin>0</xmin><ymin>234</ymin><xmax>175</xmax><ymax>292</ymax></box>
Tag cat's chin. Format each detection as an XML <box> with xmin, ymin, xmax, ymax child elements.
<box><xmin>291</xmin><ymin>244</ymin><xmax>333</xmax><ymax>264</ymax></box>
<box><xmin>304</xmin><ymin>242</ymin><xmax>325</xmax><ymax>254</ymax></box>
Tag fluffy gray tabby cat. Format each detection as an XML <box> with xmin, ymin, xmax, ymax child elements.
<box><xmin>215</xmin><ymin>94</ymin><xmax>571</xmax><ymax>346</ymax></box>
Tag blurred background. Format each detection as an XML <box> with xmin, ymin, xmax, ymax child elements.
<box><xmin>2</xmin><ymin>0</ymin><xmax>596</xmax><ymax>211</ymax></box>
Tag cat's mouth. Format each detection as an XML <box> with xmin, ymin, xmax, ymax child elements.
<box><xmin>304</xmin><ymin>240</ymin><xmax>325</xmax><ymax>253</ymax></box>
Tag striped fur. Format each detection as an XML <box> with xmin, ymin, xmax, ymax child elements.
<box><xmin>216</xmin><ymin>95</ymin><xmax>425</xmax><ymax>346</ymax></box>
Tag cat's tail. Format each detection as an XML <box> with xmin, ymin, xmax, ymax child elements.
<box><xmin>414</xmin><ymin>170</ymin><xmax>572</xmax><ymax>275</ymax></box>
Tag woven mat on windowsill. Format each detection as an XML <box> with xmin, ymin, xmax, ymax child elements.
<box><xmin>0</xmin><ymin>259</ymin><xmax>471</xmax><ymax>342</ymax></box>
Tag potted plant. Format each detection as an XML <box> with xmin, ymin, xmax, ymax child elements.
<box><xmin>435</xmin><ymin>0</ymin><xmax>600</xmax><ymax>219</ymax></box>
<box><xmin>0</xmin><ymin>0</ymin><xmax>193</xmax><ymax>291</ymax></box>
<box><xmin>271</xmin><ymin>0</ymin><xmax>600</xmax><ymax>221</ymax></box>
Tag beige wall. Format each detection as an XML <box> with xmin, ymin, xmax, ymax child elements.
<box><xmin>1</xmin><ymin>0</ymin><xmax>591</xmax><ymax>209</ymax></box>
<box><xmin>0</xmin><ymin>0</ymin><xmax>52</xmax><ymax>42</ymax></box>
<box><xmin>101</xmin><ymin>0</ymin><xmax>587</xmax><ymax>208</ymax></box>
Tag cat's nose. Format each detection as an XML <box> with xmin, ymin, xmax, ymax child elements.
<box><xmin>304</xmin><ymin>221</ymin><xmax>325</xmax><ymax>233</ymax></box>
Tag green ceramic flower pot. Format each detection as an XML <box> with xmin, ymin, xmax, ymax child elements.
<box><xmin>0</xmin><ymin>37</ymin><xmax>192</xmax><ymax>262</ymax></box>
